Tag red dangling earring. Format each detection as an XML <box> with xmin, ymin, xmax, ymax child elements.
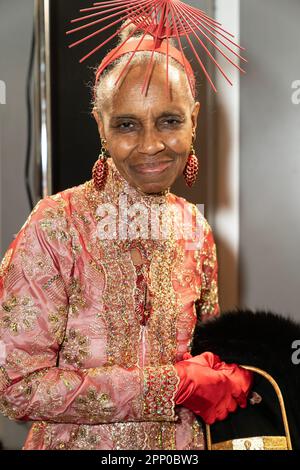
<box><xmin>183</xmin><ymin>136</ymin><xmax>199</xmax><ymax>188</ymax></box>
<box><xmin>92</xmin><ymin>138</ymin><xmax>110</xmax><ymax>192</ymax></box>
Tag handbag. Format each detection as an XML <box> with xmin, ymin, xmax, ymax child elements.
<box><xmin>205</xmin><ymin>365</ymin><xmax>293</xmax><ymax>450</ymax></box>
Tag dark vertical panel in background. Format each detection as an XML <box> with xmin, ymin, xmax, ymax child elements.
<box><xmin>50</xmin><ymin>0</ymin><xmax>111</xmax><ymax>193</ymax></box>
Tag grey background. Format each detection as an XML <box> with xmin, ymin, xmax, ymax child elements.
<box><xmin>0</xmin><ymin>0</ymin><xmax>34</xmax><ymax>449</ymax></box>
<box><xmin>239</xmin><ymin>0</ymin><xmax>300</xmax><ymax>318</ymax></box>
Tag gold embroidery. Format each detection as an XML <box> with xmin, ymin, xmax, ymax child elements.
<box><xmin>5</xmin><ymin>349</ymin><xmax>51</xmax><ymax>375</ymax></box>
<box><xmin>12</xmin><ymin>158</ymin><xmax>211</xmax><ymax>448</ymax></box>
<box><xmin>111</xmin><ymin>422</ymin><xmax>177</xmax><ymax>450</ymax></box>
<box><xmin>200</xmin><ymin>278</ymin><xmax>219</xmax><ymax>317</ymax></box>
<box><xmin>67</xmin><ymin>426</ymin><xmax>102</xmax><ymax>450</ymax></box>
<box><xmin>60</xmin><ymin>328</ymin><xmax>91</xmax><ymax>367</ymax></box>
<box><xmin>0</xmin><ymin>366</ymin><xmax>11</xmax><ymax>392</ymax></box>
<box><xmin>192</xmin><ymin>419</ymin><xmax>206</xmax><ymax>450</ymax></box>
<box><xmin>43</xmin><ymin>419</ymin><xmax>181</xmax><ymax>450</ymax></box>
<box><xmin>194</xmin><ymin>219</ymin><xmax>219</xmax><ymax>319</ymax></box>
<box><xmin>147</xmin><ymin>225</ymin><xmax>179</xmax><ymax>365</ymax></box>
<box><xmin>39</xmin><ymin>199</ymin><xmax>70</xmax><ymax>243</ymax></box>
<box><xmin>73</xmin><ymin>386</ymin><xmax>116</xmax><ymax>421</ymax></box>
<box><xmin>0</xmin><ymin>369</ymin><xmax>49</xmax><ymax>420</ymax></box>
<box><xmin>0</xmin><ymin>249</ymin><xmax>13</xmax><ymax>279</ymax></box>
<box><xmin>1</xmin><ymin>294</ymin><xmax>40</xmax><ymax>335</ymax></box>
<box><xmin>48</xmin><ymin>305</ymin><xmax>68</xmax><ymax>344</ymax></box>
<box><xmin>67</xmin><ymin>278</ymin><xmax>87</xmax><ymax>317</ymax></box>
<box><xmin>2</xmin><ymin>263</ymin><xmax>23</xmax><ymax>291</ymax></box>
<box><xmin>143</xmin><ymin>365</ymin><xmax>179</xmax><ymax>421</ymax></box>
<box><xmin>20</xmin><ymin>250</ymin><xmax>53</xmax><ymax>278</ymax></box>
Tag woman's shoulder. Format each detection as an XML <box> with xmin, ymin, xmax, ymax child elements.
<box><xmin>20</xmin><ymin>181</ymin><xmax>88</xmax><ymax>232</ymax></box>
<box><xmin>169</xmin><ymin>192</ymin><xmax>213</xmax><ymax>236</ymax></box>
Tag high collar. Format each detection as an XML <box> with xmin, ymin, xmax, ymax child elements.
<box><xmin>84</xmin><ymin>157</ymin><xmax>175</xmax><ymax>253</ymax></box>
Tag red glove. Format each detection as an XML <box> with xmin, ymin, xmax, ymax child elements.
<box><xmin>174</xmin><ymin>352</ymin><xmax>253</xmax><ymax>425</ymax></box>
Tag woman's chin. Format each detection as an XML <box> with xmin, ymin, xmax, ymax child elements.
<box><xmin>128</xmin><ymin>171</ymin><xmax>174</xmax><ymax>194</ymax></box>
<box><xmin>135</xmin><ymin>180</ymin><xmax>171</xmax><ymax>195</ymax></box>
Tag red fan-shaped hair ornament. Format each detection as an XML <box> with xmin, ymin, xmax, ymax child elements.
<box><xmin>66</xmin><ymin>0</ymin><xmax>247</xmax><ymax>96</ymax></box>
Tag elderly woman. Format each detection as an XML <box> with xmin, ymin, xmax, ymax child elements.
<box><xmin>0</xmin><ymin>20</ymin><xmax>252</xmax><ymax>450</ymax></box>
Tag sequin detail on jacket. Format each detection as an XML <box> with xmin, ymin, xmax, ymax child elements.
<box><xmin>0</xmin><ymin>158</ymin><xmax>219</xmax><ymax>450</ymax></box>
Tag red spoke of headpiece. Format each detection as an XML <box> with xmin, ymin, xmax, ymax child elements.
<box><xmin>80</xmin><ymin>0</ymin><xmax>136</xmax><ymax>13</ymax></box>
<box><xmin>166</xmin><ymin>1</ymin><xmax>195</xmax><ymax>96</ymax></box>
<box><xmin>126</xmin><ymin>1</ymin><xmax>194</xmax><ymax>96</ymax></box>
<box><xmin>180</xmin><ymin>2</ymin><xmax>237</xmax><ymax>39</ymax></box>
<box><xmin>113</xmin><ymin>0</ymin><xmax>166</xmax><ymax>89</ymax></box>
<box><xmin>67</xmin><ymin>1</ymin><xmax>152</xmax><ymax>60</ymax></box>
<box><xmin>66</xmin><ymin>0</ymin><xmax>246</xmax><ymax>93</ymax></box>
<box><xmin>172</xmin><ymin>0</ymin><xmax>246</xmax><ymax>89</ymax></box>
<box><xmin>179</xmin><ymin>1</ymin><xmax>246</xmax><ymax>57</ymax></box>
<box><xmin>69</xmin><ymin>0</ymin><xmax>143</xmax><ymax>27</ymax></box>
<box><xmin>164</xmin><ymin>3</ymin><xmax>171</xmax><ymax>98</ymax></box>
<box><xmin>177</xmin><ymin>3</ymin><xmax>247</xmax><ymax>73</ymax></box>
<box><xmin>170</xmin><ymin>0</ymin><xmax>217</xmax><ymax>92</ymax></box>
<box><xmin>67</xmin><ymin>0</ymin><xmax>149</xmax><ymax>37</ymax></box>
<box><xmin>94</xmin><ymin>2</ymin><xmax>165</xmax><ymax>88</ymax></box>
<box><xmin>141</xmin><ymin>1</ymin><xmax>173</xmax><ymax>96</ymax></box>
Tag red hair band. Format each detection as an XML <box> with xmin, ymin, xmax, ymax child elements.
<box><xmin>66</xmin><ymin>0</ymin><xmax>247</xmax><ymax>96</ymax></box>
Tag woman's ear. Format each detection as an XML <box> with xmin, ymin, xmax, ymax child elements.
<box><xmin>92</xmin><ymin>108</ymin><xmax>105</xmax><ymax>137</ymax></box>
<box><xmin>191</xmin><ymin>101</ymin><xmax>201</xmax><ymax>132</ymax></box>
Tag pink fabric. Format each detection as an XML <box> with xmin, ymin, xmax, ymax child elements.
<box><xmin>0</xmin><ymin>159</ymin><xmax>220</xmax><ymax>450</ymax></box>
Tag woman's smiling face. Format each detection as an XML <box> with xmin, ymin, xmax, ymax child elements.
<box><xmin>93</xmin><ymin>62</ymin><xmax>200</xmax><ymax>194</ymax></box>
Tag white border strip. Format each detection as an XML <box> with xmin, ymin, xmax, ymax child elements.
<box><xmin>213</xmin><ymin>0</ymin><xmax>240</xmax><ymax>307</ymax></box>
<box><xmin>34</xmin><ymin>0</ymin><xmax>52</xmax><ymax>201</ymax></box>
<box><xmin>42</xmin><ymin>0</ymin><xmax>52</xmax><ymax>197</ymax></box>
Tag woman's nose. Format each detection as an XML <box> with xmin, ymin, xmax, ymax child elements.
<box><xmin>137</xmin><ymin>128</ymin><xmax>165</xmax><ymax>155</ymax></box>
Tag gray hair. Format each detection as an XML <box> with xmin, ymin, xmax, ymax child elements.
<box><xmin>92</xmin><ymin>24</ymin><xmax>197</xmax><ymax>117</ymax></box>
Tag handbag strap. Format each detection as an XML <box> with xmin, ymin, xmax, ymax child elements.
<box><xmin>206</xmin><ymin>365</ymin><xmax>293</xmax><ymax>450</ymax></box>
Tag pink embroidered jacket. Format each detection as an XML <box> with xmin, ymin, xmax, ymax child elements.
<box><xmin>0</xmin><ymin>158</ymin><xmax>219</xmax><ymax>450</ymax></box>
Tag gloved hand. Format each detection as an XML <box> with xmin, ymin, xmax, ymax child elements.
<box><xmin>174</xmin><ymin>352</ymin><xmax>253</xmax><ymax>425</ymax></box>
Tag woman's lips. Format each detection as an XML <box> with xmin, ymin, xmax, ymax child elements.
<box><xmin>132</xmin><ymin>160</ymin><xmax>173</xmax><ymax>175</ymax></box>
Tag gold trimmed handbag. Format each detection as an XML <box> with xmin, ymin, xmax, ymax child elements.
<box><xmin>205</xmin><ymin>365</ymin><xmax>293</xmax><ymax>450</ymax></box>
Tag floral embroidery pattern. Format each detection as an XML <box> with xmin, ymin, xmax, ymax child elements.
<box><xmin>73</xmin><ymin>386</ymin><xmax>116</xmax><ymax>421</ymax></box>
<box><xmin>39</xmin><ymin>200</ymin><xmax>70</xmax><ymax>243</ymax></box>
<box><xmin>0</xmin><ymin>249</ymin><xmax>13</xmax><ymax>279</ymax></box>
<box><xmin>143</xmin><ymin>365</ymin><xmax>179</xmax><ymax>420</ymax></box>
<box><xmin>48</xmin><ymin>306</ymin><xmax>68</xmax><ymax>344</ymax></box>
<box><xmin>60</xmin><ymin>328</ymin><xmax>90</xmax><ymax>367</ymax></box>
<box><xmin>67</xmin><ymin>278</ymin><xmax>87</xmax><ymax>317</ymax></box>
<box><xmin>5</xmin><ymin>349</ymin><xmax>51</xmax><ymax>375</ymax></box>
<box><xmin>0</xmin><ymin>157</ymin><xmax>218</xmax><ymax>450</ymax></box>
<box><xmin>1</xmin><ymin>294</ymin><xmax>40</xmax><ymax>335</ymax></box>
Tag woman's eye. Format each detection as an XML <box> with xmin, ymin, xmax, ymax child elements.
<box><xmin>116</xmin><ymin>119</ymin><xmax>181</xmax><ymax>131</ymax></box>
<box><xmin>163</xmin><ymin>119</ymin><xmax>181</xmax><ymax>126</ymax></box>
<box><xmin>118</xmin><ymin>122</ymin><xmax>134</xmax><ymax>130</ymax></box>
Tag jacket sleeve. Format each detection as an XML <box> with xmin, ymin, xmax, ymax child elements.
<box><xmin>0</xmin><ymin>196</ymin><xmax>179</xmax><ymax>425</ymax></box>
<box><xmin>197</xmin><ymin>219</ymin><xmax>220</xmax><ymax>321</ymax></box>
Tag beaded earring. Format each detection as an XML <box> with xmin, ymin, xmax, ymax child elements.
<box><xmin>183</xmin><ymin>135</ymin><xmax>199</xmax><ymax>188</ymax></box>
<box><xmin>92</xmin><ymin>138</ymin><xmax>110</xmax><ymax>192</ymax></box>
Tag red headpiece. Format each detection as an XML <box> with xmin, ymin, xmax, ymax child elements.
<box><xmin>95</xmin><ymin>38</ymin><xmax>196</xmax><ymax>97</ymax></box>
<box><xmin>66</xmin><ymin>0</ymin><xmax>246</xmax><ymax>96</ymax></box>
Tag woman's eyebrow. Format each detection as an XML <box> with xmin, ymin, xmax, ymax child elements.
<box><xmin>159</xmin><ymin>111</ymin><xmax>186</xmax><ymax>118</ymax></box>
<box><xmin>111</xmin><ymin>114</ymin><xmax>138</xmax><ymax>120</ymax></box>
<box><xmin>111</xmin><ymin>111</ymin><xmax>186</xmax><ymax>120</ymax></box>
